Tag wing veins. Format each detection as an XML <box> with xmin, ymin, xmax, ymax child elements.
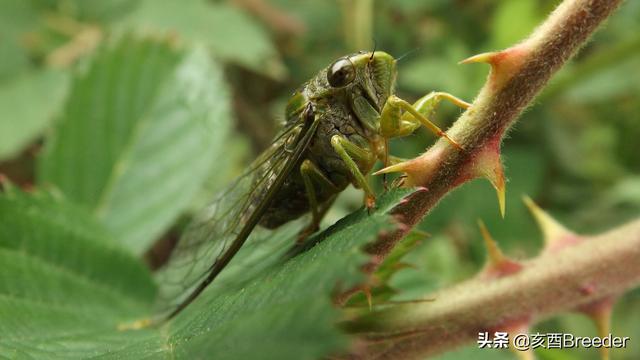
<box><xmin>163</xmin><ymin>114</ymin><xmax>320</xmax><ymax>320</ymax></box>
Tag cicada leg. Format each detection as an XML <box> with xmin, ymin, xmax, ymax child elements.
<box><xmin>330</xmin><ymin>135</ymin><xmax>377</xmax><ymax>209</ymax></box>
<box><xmin>379</xmin><ymin>92</ymin><xmax>471</xmax><ymax>165</ymax></box>
<box><xmin>299</xmin><ymin>159</ymin><xmax>339</xmax><ymax>241</ymax></box>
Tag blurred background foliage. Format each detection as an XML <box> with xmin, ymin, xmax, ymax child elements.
<box><xmin>0</xmin><ymin>0</ymin><xmax>638</xmax><ymax>359</ymax></box>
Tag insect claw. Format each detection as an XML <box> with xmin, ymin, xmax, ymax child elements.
<box><xmin>365</xmin><ymin>195</ymin><xmax>376</xmax><ymax>213</ymax></box>
<box><xmin>441</xmin><ymin>131</ymin><xmax>463</xmax><ymax>150</ymax></box>
<box><xmin>382</xmin><ymin>174</ymin><xmax>389</xmax><ymax>191</ymax></box>
<box><xmin>297</xmin><ymin>224</ymin><xmax>320</xmax><ymax>244</ymax></box>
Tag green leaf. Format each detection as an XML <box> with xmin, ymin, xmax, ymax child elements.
<box><xmin>0</xmin><ymin>188</ymin><xmax>157</xmax><ymax>357</ymax></box>
<box><xmin>0</xmin><ymin>70</ymin><xmax>68</xmax><ymax>161</ymax></box>
<box><xmin>187</xmin><ymin>134</ymin><xmax>252</xmax><ymax>214</ymax></box>
<box><xmin>1</xmin><ymin>184</ymin><xmax>412</xmax><ymax>359</ymax></box>
<box><xmin>31</xmin><ymin>0</ymin><xmax>140</xmax><ymax>23</ymax></box>
<box><xmin>0</xmin><ymin>0</ymin><xmax>38</xmax><ymax>80</ymax></box>
<box><xmin>161</xmin><ymin>188</ymin><xmax>414</xmax><ymax>360</ymax></box>
<box><xmin>118</xmin><ymin>0</ymin><xmax>286</xmax><ymax>79</ymax></box>
<box><xmin>38</xmin><ymin>37</ymin><xmax>232</xmax><ymax>254</ymax></box>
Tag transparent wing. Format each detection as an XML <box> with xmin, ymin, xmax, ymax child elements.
<box><xmin>155</xmin><ymin>113</ymin><xmax>318</xmax><ymax>315</ymax></box>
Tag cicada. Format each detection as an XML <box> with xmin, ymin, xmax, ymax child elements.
<box><xmin>158</xmin><ymin>51</ymin><xmax>470</xmax><ymax>320</ymax></box>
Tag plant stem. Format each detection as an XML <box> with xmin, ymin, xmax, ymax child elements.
<box><xmin>366</xmin><ymin>0</ymin><xmax>625</xmax><ymax>270</ymax></box>
<box><xmin>345</xmin><ymin>218</ymin><xmax>640</xmax><ymax>358</ymax></box>
<box><xmin>344</xmin><ymin>0</ymin><xmax>631</xmax><ymax>357</ymax></box>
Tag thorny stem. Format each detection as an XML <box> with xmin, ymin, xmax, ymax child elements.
<box><xmin>347</xmin><ymin>0</ymin><xmax>629</xmax><ymax>358</ymax></box>
<box><xmin>366</xmin><ymin>0</ymin><xmax>625</xmax><ymax>269</ymax></box>
<box><xmin>345</xmin><ymin>218</ymin><xmax>640</xmax><ymax>359</ymax></box>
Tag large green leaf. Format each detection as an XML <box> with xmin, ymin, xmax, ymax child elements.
<box><xmin>30</xmin><ymin>0</ymin><xmax>140</xmax><ymax>23</ymax></box>
<box><xmin>0</xmin><ymin>187</ymin><xmax>157</xmax><ymax>357</ymax></box>
<box><xmin>38</xmin><ymin>37</ymin><xmax>231</xmax><ymax>254</ymax></box>
<box><xmin>0</xmin><ymin>0</ymin><xmax>38</xmax><ymax>80</ymax></box>
<box><xmin>165</xmin><ymin>190</ymin><xmax>411</xmax><ymax>359</ymax></box>
<box><xmin>118</xmin><ymin>0</ymin><xmax>286</xmax><ymax>79</ymax></box>
<box><xmin>0</xmin><ymin>70</ymin><xmax>68</xmax><ymax>161</ymax></box>
<box><xmin>0</xmin><ymin>184</ymin><xmax>412</xmax><ymax>359</ymax></box>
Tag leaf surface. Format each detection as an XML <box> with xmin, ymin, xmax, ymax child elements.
<box><xmin>0</xmin><ymin>188</ymin><xmax>158</xmax><ymax>358</ymax></box>
<box><xmin>0</xmin><ymin>187</ymin><xmax>411</xmax><ymax>360</ymax></box>
<box><xmin>0</xmin><ymin>70</ymin><xmax>68</xmax><ymax>161</ymax></box>
<box><xmin>38</xmin><ymin>37</ymin><xmax>231</xmax><ymax>254</ymax></box>
<box><xmin>118</xmin><ymin>0</ymin><xmax>286</xmax><ymax>79</ymax></box>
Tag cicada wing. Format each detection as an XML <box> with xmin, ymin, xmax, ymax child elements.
<box><xmin>155</xmin><ymin>113</ymin><xmax>319</xmax><ymax>315</ymax></box>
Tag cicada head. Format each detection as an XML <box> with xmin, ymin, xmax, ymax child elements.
<box><xmin>285</xmin><ymin>51</ymin><xmax>397</xmax><ymax>129</ymax></box>
<box><xmin>325</xmin><ymin>51</ymin><xmax>396</xmax><ymax>112</ymax></box>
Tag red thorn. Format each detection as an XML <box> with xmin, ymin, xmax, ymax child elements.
<box><xmin>477</xmin><ymin>220</ymin><xmax>523</xmax><ymax>279</ymax></box>
<box><xmin>460</xmin><ymin>143</ymin><xmax>506</xmax><ymax>217</ymax></box>
<box><xmin>460</xmin><ymin>44</ymin><xmax>530</xmax><ymax>91</ymax></box>
<box><xmin>486</xmin><ymin>316</ymin><xmax>533</xmax><ymax>339</ymax></box>
<box><xmin>577</xmin><ymin>297</ymin><xmax>617</xmax><ymax>360</ymax></box>
<box><xmin>397</xmin><ymin>198</ymin><xmax>410</xmax><ymax>206</ymax></box>
<box><xmin>523</xmin><ymin>196</ymin><xmax>581</xmax><ymax>252</ymax></box>
<box><xmin>375</xmin><ymin>145</ymin><xmax>447</xmax><ymax>187</ymax></box>
<box><xmin>485</xmin><ymin>317</ymin><xmax>535</xmax><ymax>359</ymax></box>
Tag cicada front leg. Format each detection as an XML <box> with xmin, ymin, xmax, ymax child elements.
<box><xmin>330</xmin><ymin>135</ymin><xmax>377</xmax><ymax>210</ymax></box>
<box><xmin>379</xmin><ymin>92</ymin><xmax>471</xmax><ymax>166</ymax></box>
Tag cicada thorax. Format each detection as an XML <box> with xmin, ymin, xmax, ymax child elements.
<box><xmin>258</xmin><ymin>82</ymin><xmax>381</xmax><ymax>229</ymax></box>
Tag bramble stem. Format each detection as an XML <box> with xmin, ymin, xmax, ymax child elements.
<box><xmin>346</xmin><ymin>218</ymin><xmax>640</xmax><ymax>358</ymax></box>
<box><xmin>348</xmin><ymin>0</ymin><xmax>630</xmax><ymax>358</ymax></box>
<box><xmin>365</xmin><ymin>0</ymin><xmax>625</xmax><ymax>275</ymax></box>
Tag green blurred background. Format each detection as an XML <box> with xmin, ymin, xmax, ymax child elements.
<box><xmin>0</xmin><ymin>0</ymin><xmax>638</xmax><ymax>359</ymax></box>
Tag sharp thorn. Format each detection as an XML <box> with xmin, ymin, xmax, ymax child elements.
<box><xmin>496</xmin><ymin>179</ymin><xmax>506</xmax><ymax>219</ymax></box>
<box><xmin>459</xmin><ymin>51</ymin><xmax>499</xmax><ymax>65</ymax></box>
<box><xmin>478</xmin><ymin>220</ymin><xmax>507</xmax><ymax>266</ymax></box>
<box><xmin>363</xmin><ymin>286</ymin><xmax>373</xmax><ymax>311</ymax></box>
<box><xmin>522</xmin><ymin>195</ymin><xmax>575</xmax><ymax>248</ymax></box>
<box><xmin>374</xmin><ymin>160</ymin><xmax>412</xmax><ymax>175</ymax></box>
<box><xmin>474</xmin><ymin>148</ymin><xmax>506</xmax><ymax>217</ymax></box>
<box><xmin>581</xmin><ymin>300</ymin><xmax>614</xmax><ymax>360</ymax></box>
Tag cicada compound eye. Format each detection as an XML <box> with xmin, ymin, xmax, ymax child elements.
<box><xmin>327</xmin><ymin>58</ymin><xmax>356</xmax><ymax>88</ymax></box>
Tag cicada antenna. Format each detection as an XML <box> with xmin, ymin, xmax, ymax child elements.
<box><xmin>369</xmin><ymin>39</ymin><xmax>377</xmax><ymax>61</ymax></box>
<box><xmin>396</xmin><ymin>47</ymin><xmax>422</xmax><ymax>62</ymax></box>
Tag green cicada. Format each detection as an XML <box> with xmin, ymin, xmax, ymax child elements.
<box><xmin>159</xmin><ymin>50</ymin><xmax>469</xmax><ymax>320</ymax></box>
